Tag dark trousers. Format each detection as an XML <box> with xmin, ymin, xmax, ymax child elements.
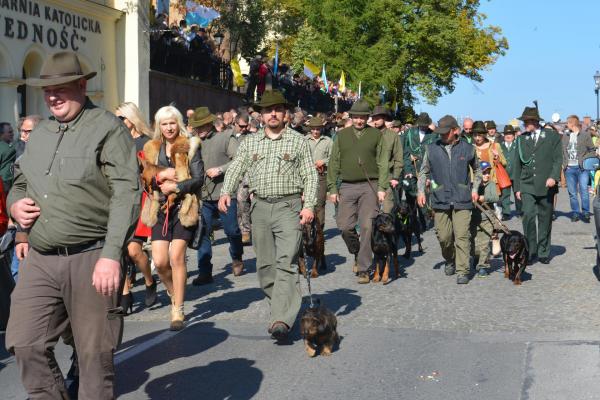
<box><xmin>197</xmin><ymin>199</ymin><xmax>243</xmax><ymax>276</ymax></box>
<box><xmin>501</xmin><ymin>181</ymin><xmax>522</xmax><ymax>216</ymax></box>
<box><xmin>406</xmin><ymin>191</ymin><xmax>427</xmax><ymax>230</ymax></box>
<box><xmin>6</xmin><ymin>247</ymin><xmax>122</xmax><ymax>400</ymax></box>
<box><xmin>521</xmin><ymin>191</ymin><xmax>555</xmax><ymax>258</ymax></box>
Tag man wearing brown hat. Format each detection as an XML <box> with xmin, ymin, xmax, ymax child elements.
<box><xmin>485</xmin><ymin>120</ymin><xmax>502</xmax><ymax>143</ymax></box>
<box><xmin>500</xmin><ymin>124</ymin><xmax>521</xmax><ymax>219</ymax></box>
<box><xmin>219</xmin><ymin>90</ymin><xmax>317</xmax><ymax>341</ymax></box>
<box><xmin>328</xmin><ymin>99</ymin><xmax>388</xmax><ymax>284</ymax></box>
<box><xmin>190</xmin><ymin>106</ymin><xmax>244</xmax><ymax>285</ymax></box>
<box><xmin>371</xmin><ymin>105</ymin><xmax>404</xmax><ymax>213</ymax></box>
<box><xmin>306</xmin><ymin>116</ymin><xmax>332</xmax><ymax>228</ymax></box>
<box><xmin>417</xmin><ymin>115</ymin><xmax>481</xmax><ymax>284</ymax></box>
<box><xmin>513</xmin><ymin>106</ymin><xmax>563</xmax><ymax>264</ymax></box>
<box><xmin>6</xmin><ymin>51</ymin><xmax>140</xmax><ymax>398</ymax></box>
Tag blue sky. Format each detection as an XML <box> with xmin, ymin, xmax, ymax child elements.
<box><xmin>418</xmin><ymin>0</ymin><xmax>600</xmax><ymax>125</ymax></box>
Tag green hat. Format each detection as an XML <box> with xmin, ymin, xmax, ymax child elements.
<box><xmin>433</xmin><ymin>115</ymin><xmax>459</xmax><ymax>134</ymax></box>
<box><xmin>371</xmin><ymin>105</ymin><xmax>392</xmax><ymax>119</ymax></box>
<box><xmin>503</xmin><ymin>124</ymin><xmax>515</xmax><ymax>135</ymax></box>
<box><xmin>348</xmin><ymin>99</ymin><xmax>371</xmax><ymax>116</ymax></box>
<box><xmin>416</xmin><ymin>112</ymin><xmax>432</xmax><ymax>127</ymax></box>
<box><xmin>472</xmin><ymin>120</ymin><xmax>487</xmax><ymax>135</ymax></box>
<box><xmin>485</xmin><ymin>120</ymin><xmax>497</xmax><ymax>130</ymax></box>
<box><xmin>518</xmin><ymin>106</ymin><xmax>542</xmax><ymax>122</ymax></box>
<box><xmin>391</xmin><ymin>120</ymin><xmax>402</xmax><ymax>128</ymax></box>
<box><xmin>189</xmin><ymin>107</ymin><xmax>216</xmax><ymax>128</ymax></box>
<box><xmin>307</xmin><ymin>116</ymin><xmax>325</xmax><ymax>128</ymax></box>
<box><xmin>254</xmin><ymin>90</ymin><xmax>290</xmax><ymax>109</ymax></box>
<box><xmin>26</xmin><ymin>51</ymin><xmax>96</xmax><ymax>87</ymax></box>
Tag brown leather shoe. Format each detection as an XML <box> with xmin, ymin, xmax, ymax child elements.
<box><xmin>232</xmin><ymin>260</ymin><xmax>244</xmax><ymax>276</ymax></box>
<box><xmin>241</xmin><ymin>232</ymin><xmax>251</xmax><ymax>245</ymax></box>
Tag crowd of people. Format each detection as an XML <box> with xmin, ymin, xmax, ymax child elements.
<box><xmin>1</xmin><ymin>50</ymin><xmax>598</xmax><ymax>399</ymax></box>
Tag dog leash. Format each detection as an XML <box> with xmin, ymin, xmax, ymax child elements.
<box><xmin>304</xmin><ymin>262</ymin><xmax>317</xmax><ymax>308</ymax></box>
<box><xmin>357</xmin><ymin>157</ymin><xmax>383</xmax><ymax>214</ymax></box>
<box><xmin>473</xmin><ymin>201</ymin><xmax>510</xmax><ymax>234</ymax></box>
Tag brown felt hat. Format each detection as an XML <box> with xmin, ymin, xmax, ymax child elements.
<box><xmin>348</xmin><ymin>99</ymin><xmax>371</xmax><ymax>116</ymax></box>
<box><xmin>254</xmin><ymin>90</ymin><xmax>291</xmax><ymax>109</ymax></box>
<box><xmin>189</xmin><ymin>107</ymin><xmax>217</xmax><ymax>127</ymax></box>
<box><xmin>472</xmin><ymin>120</ymin><xmax>487</xmax><ymax>135</ymax></box>
<box><xmin>26</xmin><ymin>51</ymin><xmax>96</xmax><ymax>87</ymax></box>
<box><xmin>371</xmin><ymin>105</ymin><xmax>392</xmax><ymax>119</ymax></box>
<box><xmin>307</xmin><ymin>117</ymin><xmax>325</xmax><ymax>128</ymax></box>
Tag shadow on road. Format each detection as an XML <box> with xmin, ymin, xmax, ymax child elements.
<box><xmin>187</xmin><ymin>287</ymin><xmax>263</xmax><ymax>321</ymax></box>
<box><xmin>144</xmin><ymin>358</ymin><xmax>263</xmax><ymax>399</ymax></box>
<box><xmin>116</xmin><ymin>322</ymin><xmax>228</xmax><ymax>397</ymax></box>
<box><xmin>308</xmin><ymin>288</ymin><xmax>362</xmax><ymax>317</ymax></box>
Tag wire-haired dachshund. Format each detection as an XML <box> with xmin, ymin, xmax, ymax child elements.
<box><xmin>371</xmin><ymin>213</ymin><xmax>399</xmax><ymax>284</ymax></box>
<box><xmin>395</xmin><ymin>200</ymin><xmax>423</xmax><ymax>258</ymax></box>
<box><xmin>298</xmin><ymin>218</ymin><xmax>325</xmax><ymax>278</ymax></box>
<box><xmin>500</xmin><ymin>230</ymin><xmax>528</xmax><ymax>285</ymax></box>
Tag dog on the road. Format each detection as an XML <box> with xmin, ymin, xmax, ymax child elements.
<box><xmin>500</xmin><ymin>230</ymin><xmax>528</xmax><ymax>285</ymax></box>
<box><xmin>371</xmin><ymin>213</ymin><xmax>399</xmax><ymax>284</ymax></box>
<box><xmin>300</xmin><ymin>304</ymin><xmax>339</xmax><ymax>357</ymax></box>
<box><xmin>395</xmin><ymin>200</ymin><xmax>423</xmax><ymax>258</ymax></box>
<box><xmin>298</xmin><ymin>218</ymin><xmax>325</xmax><ymax>278</ymax></box>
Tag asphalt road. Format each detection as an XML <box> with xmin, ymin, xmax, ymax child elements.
<box><xmin>2</xmin><ymin>190</ymin><xmax>600</xmax><ymax>399</ymax></box>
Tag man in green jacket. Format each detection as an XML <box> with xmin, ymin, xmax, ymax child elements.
<box><xmin>328</xmin><ymin>99</ymin><xmax>388</xmax><ymax>284</ymax></box>
<box><xmin>371</xmin><ymin>105</ymin><xmax>403</xmax><ymax>213</ymax></box>
<box><xmin>513</xmin><ymin>106</ymin><xmax>563</xmax><ymax>264</ymax></box>
<box><xmin>0</xmin><ymin>122</ymin><xmax>16</xmax><ymax>190</ymax></box>
<box><xmin>500</xmin><ymin>125</ymin><xmax>521</xmax><ymax>220</ymax></box>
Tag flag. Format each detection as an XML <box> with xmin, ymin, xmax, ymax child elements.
<box><xmin>273</xmin><ymin>43</ymin><xmax>279</xmax><ymax>77</ymax></box>
<box><xmin>321</xmin><ymin>64</ymin><xmax>329</xmax><ymax>92</ymax></box>
<box><xmin>230</xmin><ymin>58</ymin><xmax>245</xmax><ymax>88</ymax></box>
<box><xmin>303</xmin><ymin>60</ymin><xmax>320</xmax><ymax>79</ymax></box>
<box><xmin>339</xmin><ymin>71</ymin><xmax>346</xmax><ymax>92</ymax></box>
<box><xmin>358</xmin><ymin>81</ymin><xmax>362</xmax><ymax>98</ymax></box>
<box><xmin>185</xmin><ymin>1</ymin><xmax>220</xmax><ymax>27</ymax></box>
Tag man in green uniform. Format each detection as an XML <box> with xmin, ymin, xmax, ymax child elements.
<box><xmin>219</xmin><ymin>90</ymin><xmax>317</xmax><ymax>341</ymax></box>
<box><xmin>485</xmin><ymin>120</ymin><xmax>502</xmax><ymax>143</ymax></box>
<box><xmin>403</xmin><ymin>112</ymin><xmax>437</xmax><ymax>229</ymax></box>
<box><xmin>371</xmin><ymin>105</ymin><xmax>403</xmax><ymax>213</ymax></box>
<box><xmin>500</xmin><ymin>125</ymin><xmax>521</xmax><ymax>220</ymax></box>
<box><xmin>328</xmin><ymin>99</ymin><xmax>388</xmax><ymax>284</ymax></box>
<box><xmin>417</xmin><ymin>115</ymin><xmax>481</xmax><ymax>284</ymax></box>
<box><xmin>6</xmin><ymin>51</ymin><xmax>140</xmax><ymax>399</ymax></box>
<box><xmin>513</xmin><ymin>106</ymin><xmax>563</xmax><ymax>264</ymax></box>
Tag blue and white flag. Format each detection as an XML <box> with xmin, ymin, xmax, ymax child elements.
<box><xmin>321</xmin><ymin>64</ymin><xmax>329</xmax><ymax>92</ymax></box>
<box><xmin>185</xmin><ymin>1</ymin><xmax>220</xmax><ymax>27</ymax></box>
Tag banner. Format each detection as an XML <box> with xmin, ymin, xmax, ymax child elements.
<box><xmin>185</xmin><ymin>2</ymin><xmax>220</xmax><ymax>27</ymax></box>
<box><xmin>273</xmin><ymin>43</ymin><xmax>279</xmax><ymax>76</ymax></box>
<box><xmin>339</xmin><ymin>71</ymin><xmax>346</xmax><ymax>92</ymax></box>
<box><xmin>303</xmin><ymin>59</ymin><xmax>320</xmax><ymax>79</ymax></box>
<box><xmin>230</xmin><ymin>58</ymin><xmax>245</xmax><ymax>88</ymax></box>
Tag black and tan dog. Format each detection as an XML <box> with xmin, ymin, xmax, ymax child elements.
<box><xmin>298</xmin><ymin>217</ymin><xmax>325</xmax><ymax>278</ymax></box>
<box><xmin>300</xmin><ymin>304</ymin><xmax>339</xmax><ymax>357</ymax></box>
<box><xmin>371</xmin><ymin>213</ymin><xmax>399</xmax><ymax>284</ymax></box>
<box><xmin>395</xmin><ymin>200</ymin><xmax>423</xmax><ymax>258</ymax></box>
<box><xmin>500</xmin><ymin>230</ymin><xmax>528</xmax><ymax>285</ymax></box>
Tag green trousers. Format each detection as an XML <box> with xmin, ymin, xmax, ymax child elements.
<box><xmin>501</xmin><ymin>182</ymin><xmax>522</xmax><ymax>216</ymax></box>
<box><xmin>521</xmin><ymin>191</ymin><xmax>554</xmax><ymax>258</ymax></box>
<box><xmin>434</xmin><ymin>209</ymin><xmax>472</xmax><ymax>275</ymax></box>
<box><xmin>470</xmin><ymin>209</ymin><xmax>494</xmax><ymax>269</ymax></box>
<box><xmin>251</xmin><ymin>197</ymin><xmax>302</xmax><ymax>328</ymax></box>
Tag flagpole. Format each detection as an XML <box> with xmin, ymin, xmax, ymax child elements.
<box><xmin>358</xmin><ymin>81</ymin><xmax>362</xmax><ymax>99</ymax></box>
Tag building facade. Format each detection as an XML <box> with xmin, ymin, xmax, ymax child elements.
<box><xmin>0</xmin><ymin>0</ymin><xmax>150</xmax><ymax>125</ymax></box>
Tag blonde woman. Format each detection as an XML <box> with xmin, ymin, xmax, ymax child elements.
<box><xmin>144</xmin><ymin>106</ymin><xmax>203</xmax><ymax>330</ymax></box>
<box><xmin>115</xmin><ymin>102</ymin><xmax>157</xmax><ymax>313</ymax></box>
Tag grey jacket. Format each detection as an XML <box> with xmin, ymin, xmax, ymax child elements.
<box><xmin>200</xmin><ymin>130</ymin><xmax>239</xmax><ymax>201</ymax></box>
<box><xmin>561</xmin><ymin>129</ymin><xmax>596</xmax><ymax>168</ymax></box>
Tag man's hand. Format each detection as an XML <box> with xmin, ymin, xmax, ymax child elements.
<box><xmin>15</xmin><ymin>242</ymin><xmax>29</xmax><ymax>261</ymax></box>
<box><xmin>206</xmin><ymin>167</ymin><xmax>222</xmax><ymax>179</ymax></box>
<box><xmin>299</xmin><ymin>208</ymin><xmax>314</xmax><ymax>225</ymax></box>
<box><xmin>92</xmin><ymin>258</ymin><xmax>121</xmax><ymax>296</ymax></box>
<box><xmin>218</xmin><ymin>194</ymin><xmax>231</xmax><ymax>213</ymax></box>
<box><xmin>390</xmin><ymin>179</ymin><xmax>399</xmax><ymax>188</ymax></box>
<box><xmin>405</xmin><ymin>173</ymin><xmax>413</xmax><ymax>179</ymax></box>
<box><xmin>471</xmin><ymin>192</ymin><xmax>479</xmax><ymax>203</ymax></box>
<box><xmin>377</xmin><ymin>191</ymin><xmax>386</xmax><ymax>203</ymax></box>
<box><xmin>159</xmin><ymin>181</ymin><xmax>178</xmax><ymax>195</ymax></box>
<box><xmin>315</xmin><ymin>160</ymin><xmax>325</xmax><ymax>168</ymax></box>
<box><xmin>478</xmin><ymin>195</ymin><xmax>485</xmax><ymax>203</ymax></box>
<box><xmin>417</xmin><ymin>193</ymin><xmax>426</xmax><ymax>207</ymax></box>
<box><xmin>410</xmin><ymin>155</ymin><xmax>418</xmax><ymax>162</ymax></box>
<box><xmin>158</xmin><ymin>168</ymin><xmax>177</xmax><ymax>182</ymax></box>
<box><xmin>329</xmin><ymin>194</ymin><xmax>339</xmax><ymax>204</ymax></box>
<box><xmin>10</xmin><ymin>198</ymin><xmax>40</xmax><ymax>229</ymax></box>
<box><xmin>515</xmin><ymin>191</ymin><xmax>521</xmax><ymax>201</ymax></box>
<box><xmin>546</xmin><ymin>178</ymin><xmax>556</xmax><ymax>188</ymax></box>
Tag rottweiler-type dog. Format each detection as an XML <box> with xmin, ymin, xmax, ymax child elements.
<box><xmin>371</xmin><ymin>213</ymin><xmax>399</xmax><ymax>284</ymax></box>
<box><xmin>300</xmin><ymin>304</ymin><xmax>339</xmax><ymax>357</ymax></box>
<box><xmin>500</xmin><ymin>230</ymin><xmax>528</xmax><ymax>285</ymax></box>
<box><xmin>298</xmin><ymin>217</ymin><xmax>325</xmax><ymax>278</ymax></box>
<box><xmin>395</xmin><ymin>200</ymin><xmax>423</xmax><ymax>258</ymax></box>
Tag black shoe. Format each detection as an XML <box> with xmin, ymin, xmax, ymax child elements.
<box><xmin>65</xmin><ymin>349</ymin><xmax>79</xmax><ymax>399</ymax></box>
<box><xmin>444</xmin><ymin>262</ymin><xmax>456</xmax><ymax>276</ymax></box>
<box><xmin>269</xmin><ymin>322</ymin><xmax>289</xmax><ymax>341</ymax></box>
<box><xmin>501</xmin><ymin>215</ymin><xmax>511</xmax><ymax>221</ymax></box>
<box><xmin>582</xmin><ymin>213</ymin><xmax>591</xmax><ymax>223</ymax></box>
<box><xmin>539</xmin><ymin>257</ymin><xmax>550</xmax><ymax>264</ymax></box>
<box><xmin>192</xmin><ymin>274</ymin><xmax>214</xmax><ymax>286</ymax></box>
<box><xmin>552</xmin><ymin>212</ymin><xmax>557</xmax><ymax>221</ymax></box>
<box><xmin>457</xmin><ymin>274</ymin><xmax>469</xmax><ymax>284</ymax></box>
<box><xmin>571</xmin><ymin>214</ymin><xmax>579</xmax><ymax>222</ymax></box>
<box><xmin>529</xmin><ymin>254</ymin><xmax>538</xmax><ymax>264</ymax></box>
<box><xmin>119</xmin><ymin>292</ymin><xmax>134</xmax><ymax>315</ymax></box>
<box><xmin>145</xmin><ymin>278</ymin><xmax>157</xmax><ymax>307</ymax></box>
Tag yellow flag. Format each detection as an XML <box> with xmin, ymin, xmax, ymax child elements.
<box><xmin>230</xmin><ymin>59</ymin><xmax>245</xmax><ymax>88</ymax></box>
<box><xmin>339</xmin><ymin>71</ymin><xmax>346</xmax><ymax>92</ymax></box>
<box><xmin>303</xmin><ymin>59</ymin><xmax>320</xmax><ymax>78</ymax></box>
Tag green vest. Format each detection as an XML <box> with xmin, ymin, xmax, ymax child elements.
<box><xmin>337</xmin><ymin>127</ymin><xmax>381</xmax><ymax>182</ymax></box>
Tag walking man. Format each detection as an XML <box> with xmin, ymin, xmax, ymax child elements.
<box><xmin>306</xmin><ymin>116</ymin><xmax>332</xmax><ymax>228</ymax></box>
<box><xmin>500</xmin><ymin>125</ymin><xmax>521</xmax><ymax>219</ymax></box>
<box><xmin>191</xmin><ymin>106</ymin><xmax>244</xmax><ymax>285</ymax></box>
<box><xmin>6</xmin><ymin>51</ymin><xmax>140</xmax><ymax>399</ymax></box>
<box><xmin>461</xmin><ymin>117</ymin><xmax>474</xmax><ymax>144</ymax></box>
<box><xmin>219</xmin><ymin>90</ymin><xmax>317</xmax><ymax>341</ymax></box>
<box><xmin>233</xmin><ymin>113</ymin><xmax>253</xmax><ymax>244</ymax></box>
<box><xmin>417</xmin><ymin>115</ymin><xmax>481</xmax><ymax>284</ymax></box>
<box><xmin>328</xmin><ymin>99</ymin><xmax>388</xmax><ymax>284</ymax></box>
<box><xmin>513</xmin><ymin>106</ymin><xmax>563</xmax><ymax>264</ymax></box>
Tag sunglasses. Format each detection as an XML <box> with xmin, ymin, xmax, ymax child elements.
<box><xmin>117</xmin><ymin>115</ymin><xmax>126</xmax><ymax>121</ymax></box>
<box><xmin>237</xmin><ymin>123</ymin><xmax>248</xmax><ymax>128</ymax></box>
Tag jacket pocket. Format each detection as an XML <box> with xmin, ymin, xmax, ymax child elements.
<box><xmin>277</xmin><ymin>153</ymin><xmax>297</xmax><ymax>175</ymax></box>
